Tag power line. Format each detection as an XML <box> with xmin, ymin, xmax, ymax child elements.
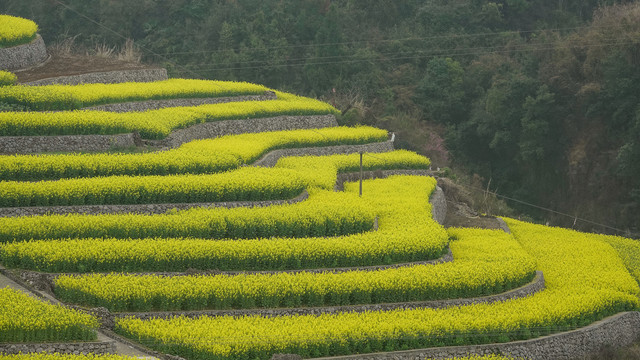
<box><xmin>177</xmin><ymin>36</ymin><xmax>618</xmax><ymax>68</ymax></box>
<box><xmin>159</xmin><ymin>24</ymin><xmax>620</xmax><ymax>56</ymax></box>
<box><xmin>173</xmin><ymin>38</ymin><xmax>635</xmax><ymax>73</ymax></box>
<box><xmin>450</xmin><ymin>180</ymin><xmax>639</xmax><ymax>238</ymax></box>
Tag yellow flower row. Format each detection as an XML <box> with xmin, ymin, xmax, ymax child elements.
<box><xmin>0</xmin><ymin>167</ymin><xmax>305</xmax><ymax>207</ymax></box>
<box><xmin>0</xmin><ymin>149</ymin><xmax>425</xmax><ymax>207</ymax></box>
<box><xmin>275</xmin><ymin>149</ymin><xmax>431</xmax><ymax>189</ymax></box>
<box><xmin>115</xmin><ymin>219</ymin><xmax>640</xmax><ymax>360</ymax></box>
<box><xmin>0</xmin><ymin>287</ymin><xmax>98</xmax><ymax>343</ymax></box>
<box><xmin>0</xmin><ymin>92</ymin><xmax>339</xmax><ymax>139</ymax></box>
<box><xmin>0</xmin><ymin>188</ymin><xmax>375</xmax><ymax>243</ymax></box>
<box><xmin>0</xmin><ymin>126</ymin><xmax>388</xmax><ymax>181</ymax></box>
<box><xmin>0</xmin><ymin>79</ymin><xmax>270</xmax><ymax>110</ymax></box>
<box><xmin>601</xmin><ymin>235</ymin><xmax>640</xmax><ymax>288</ymax></box>
<box><xmin>1</xmin><ymin>176</ymin><xmax>447</xmax><ymax>272</ymax></box>
<box><xmin>0</xmin><ymin>353</ymin><xmax>515</xmax><ymax>360</ymax></box>
<box><xmin>0</xmin><ymin>70</ymin><xmax>16</xmax><ymax>86</ymax></box>
<box><xmin>54</xmin><ymin>227</ymin><xmax>534</xmax><ymax>311</ymax></box>
<box><xmin>0</xmin><ymin>15</ymin><xmax>38</xmax><ymax>48</ymax></box>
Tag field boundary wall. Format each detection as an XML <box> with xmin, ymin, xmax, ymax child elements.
<box><xmin>22</xmin><ymin>68</ymin><xmax>168</xmax><ymax>86</ymax></box>
<box><xmin>82</xmin><ymin>91</ymin><xmax>277</xmax><ymax>112</ymax></box>
<box><xmin>158</xmin><ymin>114</ymin><xmax>339</xmax><ymax>148</ymax></box>
<box><xmin>0</xmin><ymin>35</ymin><xmax>47</xmax><ymax>71</ymax></box>
<box><xmin>252</xmin><ymin>138</ymin><xmax>395</xmax><ymax>167</ymax></box>
<box><xmin>0</xmin><ymin>190</ymin><xmax>309</xmax><ymax>217</ymax></box>
<box><xmin>0</xmin><ymin>340</ymin><xmax>115</xmax><ymax>355</ymax></box>
<box><xmin>0</xmin><ymin>115</ymin><xmax>338</xmax><ymax>154</ymax></box>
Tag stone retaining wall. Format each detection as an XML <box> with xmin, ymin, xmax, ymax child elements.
<box><xmin>82</xmin><ymin>91</ymin><xmax>277</xmax><ymax>112</ymax></box>
<box><xmin>0</xmin><ymin>35</ymin><xmax>48</xmax><ymax>71</ymax></box>
<box><xmin>0</xmin><ymin>115</ymin><xmax>337</xmax><ymax>154</ymax></box>
<box><xmin>310</xmin><ymin>311</ymin><xmax>640</xmax><ymax>360</ymax></box>
<box><xmin>252</xmin><ymin>139</ymin><xmax>395</xmax><ymax>167</ymax></box>
<box><xmin>22</xmin><ymin>68</ymin><xmax>168</xmax><ymax>86</ymax></box>
<box><xmin>115</xmin><ymin>271</ymin><xmax>543</xmax><ymax>321</ymax></box>
<box><xmin>0</xmin><ymin>133</ymin><xmax>140</xmax><ymax>155</ymax></box>
<box><xmin>0</xmin><ymin>190</ymin><xmax>309</xmax><ymax>218</ymax></box>
<box><xmin>158</xmin><ymin>114</ymin><xmax>339</xmax><ymax>149</ymax></box>
<box><xmin>0</xmin><ymin>341</ymin><xmax>116</xmax><ymax>355</ymax></box>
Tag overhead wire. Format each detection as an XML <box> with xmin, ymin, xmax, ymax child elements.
<box><xmin>159</xmin><ymin>23</ymin><xmax>620</xmax><ymax>56</ymax></box>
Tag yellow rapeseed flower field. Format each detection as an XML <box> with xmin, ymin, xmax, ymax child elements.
<box><xmin>115</xmin><ymin>219</ymin><xmax>639</xmax><ymax>360</ymax></box>
<box><xmin>0</xmin><ymin>287</ymin><xmax>98</xmax><ymax>343</ymax></box>
<box><xmin>0</xmin><ymin>15</ymin><xmax>38</xmax><ymax>48</ymax></box>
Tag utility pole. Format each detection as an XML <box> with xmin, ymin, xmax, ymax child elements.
<box><xmin>359</xmin><ymin>152</ymin><xmax>363</xmax><ymax>197</ymax></box>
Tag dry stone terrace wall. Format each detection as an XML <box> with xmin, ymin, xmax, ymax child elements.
<box><xmin>157</xmin><ymin>114</ymin><xmax>339</xmax><ymax>148</ymax></box>
<box><xmin>0</xmin><ymin>190</ymin><xmax>309</xmax><ymax>218</ymax></box>
<box><xmin>0</xmin><ymin>341</ymin><xmax>116</xmax><ymax>355</ymax></box>
<box><xmin>0</xmin><ymin>133</ymin><xmax>140</xmax><ymax>155</ymax></box>
<box><xmin>0</xmin><ymin>114</ymin><xmax>338</xmax><ymax>154</ymax></box>
<box><xmin>22</xmin><ymin>68</ymin><xmax>168</xmax><ymax>85</ymax></box>
<box><xmin>252</xmin><ymin>138</ymin><xmax>395</xmax><ymax>167</ymax></box>
<box><xmin>0</xmin><ymin>35</ymin><xmax>48</xmax><ymax>71</ymax></box>
<box><xmin>82</xmin><ymin>91</ymin><xmax>277</xmax><ymax>112</ymax></box>
<box><xmin>309</xmin><ymin>311</ymin><xmax>640</xmax><ymax>360</ymax></box>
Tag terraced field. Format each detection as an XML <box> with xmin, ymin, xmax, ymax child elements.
<box><xmin>0</xmin><ymin>19</ymin><xmax>639</xmax><ymax>360</ymax></box>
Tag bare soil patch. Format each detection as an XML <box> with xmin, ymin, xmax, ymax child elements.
<box><xmin>15</xmin><ymin>53</ymin><xmax>160</xmax><ymax>83</ymax></box>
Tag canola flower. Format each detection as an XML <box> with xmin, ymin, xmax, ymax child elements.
<box><xmin>0</xmin><ymin>188</ymin><xmax>375</xmax><ymax>243</ymax></box>
<box><xmin>0</xmin><ymin>287</ymin><xmax>98</xmax><ymax>343</ymax></box>
<box><xmin>0</xmin><ymin>92</ymin><xmax>339</xmax><ymax>139</ymax></box>
<box><xmin>1</xmin><ymin>176</ymin><xmax>448</xmax><ymax>272</ymax></box>
<box><xmin>0</xmin><ymin>15</ymin><xmax>38</xmax><ymax>48</ymax></box>
<box><xmin>0</xmin><ymin>79</ymin><xmax>270</xmax><ymax>110</ymax></box>
<box><xmin>0</xmin><ymin>126</ymin><xmax>388</xmax><ymax>181</ymax></box>
<box><xmin>0</xmin><ymin>167</ymin><xmax>305</xmax><ymax>207</ymax></box>
<box><xmin>0</xmin><ymin>149</ymin><xmax>423</xmax><ymax>207</ymax></box>
<box><xmin>0</xmin><ymin>70</ymin><xmax>16</xmax><ymax>86</ymax></box>
<box><xmin>54</xmin><ymin>226</ymin><xmax>534</xmax><ymax>311</ymax></box>
<box><xmin>601</xmin><ymin>235</ymin><xmax>640</xmax><ymax>287</ymax></box>
<box><xmin>115</xmin><ymin>219</ymin><xmax>640</xmax><ymax>360</ymax></box>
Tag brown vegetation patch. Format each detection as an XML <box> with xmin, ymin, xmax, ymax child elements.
<box><xmin>15</xmin><ymin>53</ymin><xmax>160</xmax><ymax>83</ymax></box>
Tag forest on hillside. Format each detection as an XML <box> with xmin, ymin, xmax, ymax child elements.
<box><xmin>2</xmin><ymin>0</ymin><xmax>639</xmax><ymax>235</ymax></box>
